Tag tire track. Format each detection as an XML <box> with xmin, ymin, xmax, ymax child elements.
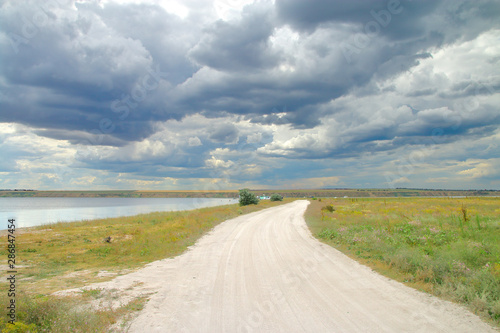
<box><xmin>60</xmin><ymin>200</ymin><xmax>497</xmax><ymax>332</ymax></box>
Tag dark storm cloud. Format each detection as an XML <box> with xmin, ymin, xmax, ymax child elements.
<box><xmin>85</xmin><ymin>1</ymin><xmax>199</xmax><ymax>85</ymax></box>
<box><xmin>275</xmin><ymin>0</ymin><xmax>441</xmax><ymax>39</ymax></box>
<box><xmin>440</xmin><ymin>80</ymin><xmax>500</xmax><ymax>99</ymax></box>
<box><xmin>406</xmin><ymin>88</ymin><xmax>437</xmax><ymax>98</ymax></box>
<box><xmin>77</xmin><ymin>158</ymin><xmax>203</xmax><ymax>176</ymax></box>
<box><xmin>0</xmin><ymin>2</ymin><xmax>160</xmax><ymax>141</ymax></box>
<box><xmin>0</xmin><ymin>0</ymin><xmax>202</xmax><ymax>145</ymax></box>
<box><xmin>208</xmin><ymin>123</ymin><xmax>239</xmax><ymax>144</ymax></box>
<box><xmin>174</xmin><ymin>0</ymin><xmax>499</xmax><ymax>132</ymax></box>
<box><xmin>33</xmin><ymin>129</ymin><xmax>129</xmax><ymax>147</ymax></box>
<box><xmin>2</xmin><ymin>0</ymin><xmax>499</xmax><ymax>141</ymax></box>
<box><xmin>175</xmin><ymin>75</ymin><xmax>344</xmax><ymax>129</ymax></box>
<box><xmin>189</xmin><ymin>2</ymin><xmax>280</xmax><ymax>71</ymax></box>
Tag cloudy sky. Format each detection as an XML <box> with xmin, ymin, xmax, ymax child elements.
<box><xmin>0</xmin><ymin>0</ymin><xmax>499</xmax><ymax>190</ymax></box>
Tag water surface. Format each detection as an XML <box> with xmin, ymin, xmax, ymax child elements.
<box><xmin>0</xmin><ymin>197</ymin><xmax>238</xmax><ymax>229</ymax></box>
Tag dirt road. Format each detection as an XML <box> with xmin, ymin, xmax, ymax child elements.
<box><xmin>63</xmin><ymin>200</ymin><xmax>496</xmax><ymax>332</ymax></box>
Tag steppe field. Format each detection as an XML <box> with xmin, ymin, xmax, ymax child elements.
<box><xmin>1</xmin><ymin>195</ymin><xmax>498</xmax><ymax>331</ymax></box>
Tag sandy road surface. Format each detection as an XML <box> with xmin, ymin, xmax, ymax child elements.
<box><xmin>60</xmin><ymin>200</ymin><xmax>496</xmax><ymax>332</ymax></box>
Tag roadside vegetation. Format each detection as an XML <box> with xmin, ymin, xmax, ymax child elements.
<box><xmin>270</xmin><ymin>193</ymin><xmax>283</xmax><ymax>202</ymax></box>
<box><xmin>305</xmin><ymin>197</ymin><xmax>500</xmax><ymax>327</ymax></box>
<box><xmin>238</xmin><ymin>188</ymin><xmax>259</xmax><ymax>206</ymax></box>
<box><xmin>0</xmin><ymin>199</ymin><xmax>293</xmax><ymax>332</ymax></box>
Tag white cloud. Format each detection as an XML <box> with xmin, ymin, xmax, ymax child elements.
<box><xmin>391</xmin><ymin>177</ymin><xmax>411</xmax><ymax>185</ymax></box>
<box><xmin>205</xmin><ymin>156</ymin><xmax>234</xmax><ymax>169</ymax></box>
<box><xmin>102</xmin><ymin>0</ymin><xmax>190</xmax><ymax>18</ymax></box>
<box><xmin>188</xmin><ymin>136</ymin><xmax>202</xmax><ymax>146</ymax></box>
<box><xmin>457</xmin><ymin>159</ymin><xmax>497</xmax><ymax>179</ymax></box>
<box><xmin>246</xmin><ymin>132</ymin><xmax>262</xmax><ymax>144</ymax></box>
<box><xmin>213</xmin><ymin>0</ymin><xmax>256</xmax><ymax>21</ymax></box>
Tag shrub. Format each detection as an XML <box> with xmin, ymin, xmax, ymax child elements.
<box><xmin>270</xmin><ymin>194</ymin><xmax>283</xmax><ymax>202</ymax></box>
<box><xmin>238</xmin><ymin>189</ymin><xmax>259</xmax><ymax>206</ymax></box>
<box><xmin>321</xmin><ymin>204</ymin><xmax>335</xmax><ymax>212</ymax></box>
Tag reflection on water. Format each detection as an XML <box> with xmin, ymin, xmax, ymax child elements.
<box><xmin>0</xmin><ymin>197</ymin><xmax>238</xmax><ymax>229</ymax></box>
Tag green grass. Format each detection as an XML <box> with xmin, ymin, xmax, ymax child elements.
<box><xmin>0</xmin><ymin>291</ymin><xmax>118</xmax><ymax>333</ymax></box>
<box><xmin>305</xmin><ymin>197</ymin><xmax>500</xmax><ymax>327</ymax></box>
<box><xmin>0</xmin><ymin>290</ymin><xmax>149</xmax><ymax>333</ymax></box>
<box><xmin>0</xmin><ymin>199</ymin><xmax>294</xmax><ymax>332</ymax></box>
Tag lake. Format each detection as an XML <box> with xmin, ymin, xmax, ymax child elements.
<box><xmin>0</xmin><ymin>197</ymin><xmax>238</xmax><ymax>230</ymax></box>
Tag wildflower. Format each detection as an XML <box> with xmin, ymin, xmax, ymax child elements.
<box><xmin>451</xmin><ymin>260</ymin><xmax>470</xmax><ymax>275</ymax></box>
<box><xmin>429</xmin><ymin>227</ymin><xmax>439</xmax><ymax>234</ymax></box>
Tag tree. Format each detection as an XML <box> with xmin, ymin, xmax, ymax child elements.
<box><xmin>270</xmin><ymin>193</ymin><xmax>283</xmax><ymax>201</ymax></box>
<box><xmin>239</xmin><ymin>188</ymin><xmax>259</xmax><ymax>206</ymax></box>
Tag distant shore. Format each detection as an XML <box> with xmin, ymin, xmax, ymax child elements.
<box><xmin>0</xmin><ymin>188</ymin><xmax>498</xmax><ymax>198</ymax></box>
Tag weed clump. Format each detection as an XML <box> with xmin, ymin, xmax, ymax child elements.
<box><xmin>321</xmin><ymin>205</ymin><xmax>335</xmax><ymax>213</ymax></box>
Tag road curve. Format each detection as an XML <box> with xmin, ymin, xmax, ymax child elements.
<box><xmin>70</xmin><ymin>200</ymin><xmax>496</xmax><ymax>332</ymax></box>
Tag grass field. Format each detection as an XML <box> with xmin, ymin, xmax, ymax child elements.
<box><xmin>0</xmin><ymin>198</ymin><xmax>294</xmax><ymax>332</ymax></box>
<box><xmin>305</xmin><ymin>197</ymin><xmax>500</xmax><ymax>327</ymax></box>
<box><xmin>2</xmin><ymin>195</ymin><xmax>499</xmax><ymax>331</ymax></box>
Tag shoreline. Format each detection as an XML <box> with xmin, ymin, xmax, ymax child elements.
<box><xmin>1</xmin><ymin>188</ymin><xmax>499</xmax><ymax>198</ymax></box>
<box><xmin>0</xmin><ymin>197</ymin><xmax>239</xmax><ymax>231</ymax></box>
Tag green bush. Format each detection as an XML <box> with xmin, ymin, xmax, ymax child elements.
<box><xmin>238</xmin><ymin>189</ymin><xmax>259</xmax><ymax>206</ymax></box>
<box><xmin>270</xmin><ymin>194</ymin><xmax>283</xmax><ymax>202</ymax></box>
